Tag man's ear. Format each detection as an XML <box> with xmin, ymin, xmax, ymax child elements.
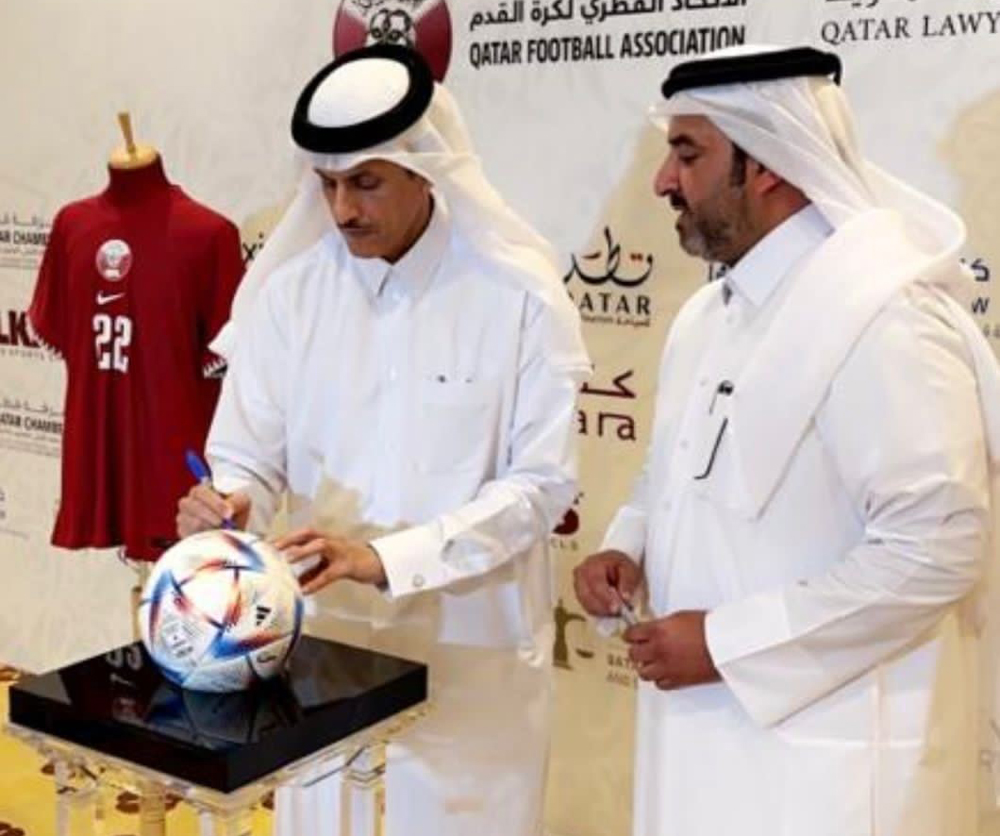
<box><xmin>748</xmin><ymin>160</ymin><xmax>785</xmax><ymax>196</ymax></box>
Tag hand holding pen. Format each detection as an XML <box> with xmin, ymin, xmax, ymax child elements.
<box><xmin>176</xmin><ymin>449</ymin><xmax>251</xmax><ymax>537</ymax></box>
<box><xmin>612</xmin><ymin>585</ymin><xmax>641</xmax><ymax>627</ymax></box>
<box><xmin>572</xmin><ymin>549</ymin><xmax>644</xmax><ymax>622</ymax></box>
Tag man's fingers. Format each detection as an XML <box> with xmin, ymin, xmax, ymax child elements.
<box><xmin>272</xmin><ymin>528</ymin><xmax>322</xmax><ymax>550</ymax></box>
<box><xmin>223</xmin><ymin>492</ymin><xmax>251</xmax><ymax>525</ymax></box>
<box><xmin>300</xmin><ymin>559</ymin><xmax>350</xmax><ymax>595</ymax></box>
<box><xmin>297</xmin><ymin>558</ymin><xmax>330</xmax><ymax>589</ymax></box>
<box><xmin>176</xmin><ymin>484</ymin><xmax>247</xmax><ymax>537</ymax></box>
<box><xmin>634</xmin><ymin>658</ymin><xmax>668</xmax><ymax>682</ymax></box>
<box><xmin>590</xmin><ymin>561</ymin><xmax>624</xmax><ymax>612</ymax></box>
<box><xmin>573</xmin><ymin>563</ymin><xmax>619</xmax><ymax>616</ymax></box>
<box><xmin>191</xmin><ymin>484</ymin><xmax>231</xmax><ymax>516</ymax></box>
<box><xmin>614</xmin><ymin>558</ymin><xmax>642</xmax><ymax>602</ymax></box>
<box><xmin>627</xmin><ymin>638</ymin><xmax>659</xmax><ymax>666</ymax></box>
<box><xmin>176</xmin><ymin>512</ymin><xmax>205</xmax><ymax>538</ymax></box>
<box><xmin>623</xmin><ymin>622</ymin><xmax>654</xmax><ymax>644</ymax></box>
<box><xmin>282</xmin><ymin>538</ymin><xmax>327</xmax><ymax>563</ymax></box>
<box><xmin>177</xmin><ymin>495</ymin><xmax>225</xmax><ymax>532</ymax></box>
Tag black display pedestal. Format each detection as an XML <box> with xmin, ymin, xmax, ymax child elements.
<box><xmin>6</xmin><ymin>636</ymin><xmax>428</xmax><ymax>835</ymax></box>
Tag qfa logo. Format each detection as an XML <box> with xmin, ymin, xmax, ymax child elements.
<box><xmin>564</xmin><ymin>227</ymin><xmax>654</xmax><ymax>328</ymax></box>
<box><xmin>333</xmin><ymin>0</ymin><xmax>453</xmax><ymax>81</ymax></box>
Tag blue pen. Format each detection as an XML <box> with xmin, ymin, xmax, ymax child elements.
<box><xmin>185</xmin><ymin>449</ymin><xmax>235</xmax><ymax>530</ymax></box>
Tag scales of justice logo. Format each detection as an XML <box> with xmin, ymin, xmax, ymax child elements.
<box><xmin>333</xmin><ymin>0</ymin><xmax>453</xmax><ymax>80</ymax></box>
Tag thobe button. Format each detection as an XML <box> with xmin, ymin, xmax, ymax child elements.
<box><xmin>412</xmin><ymin>574</ymin><xmax>425</xmax><ymax>589</ymax></box>
<box><xmin>679</xmin><ymin>439</ymin><xmax>689</xmax><ymax>450</ymax></box>
<box><xmin>698</xmin><ymin>378</ymin><xmax>707</xmax><ymax>387</ymax></box>
<box><xmin>387</xmin><ymin>367</ymin><xmax>398</xmax><ymax>382</ymax></box>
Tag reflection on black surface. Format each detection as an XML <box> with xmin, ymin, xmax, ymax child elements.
<box><xmin>32</xmin><ymin>638</ymin><xmax>423</xmax><ymax>745</ymax></box>
<box><xmin>10</xmin><ymin>636</ymin><xmax>427</xmax><ymax>790</ymax></box>
<box><xmin>142</xmin><ymin>679</ymin><xmax>302</xmax><ymax>750</ymax></box>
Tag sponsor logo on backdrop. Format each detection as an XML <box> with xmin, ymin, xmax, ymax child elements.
<box><xmin>565</xmin><ymin>228</ymin><xmax>653</xmax><ymax>328</ymax></box>
<box><xmin>578</xmin><ymin>369</ymin><xmax>637</xmax><ymax>441</ymax></box>
<box><xmin>821</xmin><ymin>0</ymin><xmax>1000</xmax><ymax>47</ymax></box>
<box><xmin>553</xmin><ymin>598</ymin><xmax>591</xmax><ymax>669</ymax></box>
<box><xmin>552</xmin><ymin>598</ymin><xmax>638</xmax><ymax>686</ymax></box>
<box><xmin>550</xmin><ymin>493</ymin><xmax>637</xmax><ymax>686</ymax></box>
<box><xmin>554</xmin><ymin>494</ymin><xmax>581</xmax><ymax>536</ymax></box>
<box><xmin>0</xmin><ymin>309</ymin><xmax>58</xmax><ymax>361</ymax></box>
<box><xmin>467</xmin><ymin>0</ymin><xmax>746</xmax><ymax>70</ymax></box>
<box><xmin>552</xmin><ymin>491</ymin><xmax>582</xmax><ymax>553</ymax></box>
<box><xmin>0</xmin><ymin>394</ymin><xmax>63</xmax><ymax>459</ymax></box>
<box><xmin>0</xmin><ymin>309</ymin><xmax>57</xmax><ymax>363</ymax></box>
<box><xmin>983</xmin><ymin>722</ymin><xmax>1000</xmax><ymax>788</ymax></box>
<box><xmin>0</xmin><ymin>484</ymin><xmax>27</xmax><ymax>540</ymax></box>
<box><xmin>334</xmin><ymin>0</ymin><xmax>454</xmax><ymax>80</ymax></box>
<box><xmin>0</xmin><ymin>211</ymin><xmax>50</xmax><ymax>271</ymax></box>
<box><xmin>963</xmin><ymin>256</ymin><xmax>1000</xmax><ymax>339</ymax></box>
<box><xmin>239</xmin><ymin>202</ymin><xmax>289</xmax><ymax>266</ymax></box>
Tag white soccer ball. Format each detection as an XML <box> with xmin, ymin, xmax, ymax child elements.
<box><xmin>139</xmin><ymin>530</ymin><xmax>304</xmax><ymax>692</ymax></box>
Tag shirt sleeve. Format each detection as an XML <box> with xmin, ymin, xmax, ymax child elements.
<box><xmin>27</xmin><ymin>208</ymin><xmax>68</xmax><ymax>356</ymax></box>
<box><xmin>600</xmin><ymin>460</ymin><xmax>650</xmax><ymax>561</ymax></box>
<box><xmin>205</xmin><ymin>273</ymin><xmax>288</xmax><ymax>532</ymax></box>
<box><xmin>372</xmin><ymin>297</ymin><xmax>586</xmax><ymax>599</ymax></box>
<box><xmin>200</xmin><ymin>220</ymin><xmax>245</xmax><ymax>378</ymax></box>
<box><xmin>705</xmin><ymin>287</ymin><xmax>990</xmax><ymax>727</ymax></box>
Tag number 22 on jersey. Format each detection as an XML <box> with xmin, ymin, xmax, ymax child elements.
<box><xmin>93</xmin><ymin>313</ymin><xmax>132</xmax><ymax>373</ymax></box>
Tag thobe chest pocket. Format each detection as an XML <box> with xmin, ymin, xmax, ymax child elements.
<box><xmin>685</xmin><ymin>383</ymin><xmax>751</xmax><ymax>514</ymax></box>
<box><xmin>414</xmin><ymin>375</ymin><xmax>498</xmax><ymax>473</ymax></box>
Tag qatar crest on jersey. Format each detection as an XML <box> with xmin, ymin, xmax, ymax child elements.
<box><xmin>95</xmin><ymin>239</ymin><xmax>133</xmax><ymax>281</ymax></box>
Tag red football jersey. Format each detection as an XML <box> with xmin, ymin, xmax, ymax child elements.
<box><xmin>28</xmin><ymin>159</ymin><xmax>244</xmax><ymax>560</ymax></box>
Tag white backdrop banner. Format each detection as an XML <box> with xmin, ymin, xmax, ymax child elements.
<box><xmin>2</xmin><ymin>2</ymin><xmax>998</xmax><ymax>834</ymax></box>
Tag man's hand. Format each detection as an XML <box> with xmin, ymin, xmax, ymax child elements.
<box><xmin>176</xmin><ymin>486</ymin><xmax>251</xmax><ymax>537</ymax></box>
<box><xmin>624</xmin><ymin>610</ymin><xmax>721</xmax><ymax>690</ymax></box>
<box><xmin>273</xmin><ymin>529</ymin><xmax>387</xmax><ymax>594</ymax></box>
<box><xmin>573</xmin><ymin>549</ymin><xmax>644</xmax><ymax>617</ymax></box>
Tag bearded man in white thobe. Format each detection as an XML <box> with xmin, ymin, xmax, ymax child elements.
<box><xmin>574</xmin><ymin>45</ymin><xmax>1000</xmax><ymax>836</ymax></box>
<box><xmin>177</xmin><ymin>44</ymin><xmax>589</xmax><ymax>836</ymax></box>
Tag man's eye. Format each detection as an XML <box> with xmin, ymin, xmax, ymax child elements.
<box><xmin>356</xmin><ymin>177</ymin><xmax>381</xmax><ymax>190</ymax></box>
<box><xmin>678</xmin><ymin>154</ymin><xmax>699</xmax><ymax>165</ymax></box>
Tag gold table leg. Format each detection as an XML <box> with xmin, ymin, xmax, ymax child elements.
<box><xmin>138</xmin><ymin>780</ymin><xmax>167</xmax><ymax>836</ymax></box>
<box><xmin>343</xmin><ymin>743</ymin><xmax>386</xmax><ymax>836</ymax></box>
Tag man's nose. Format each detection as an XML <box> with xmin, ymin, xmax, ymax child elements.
<box><xmin>333</xmin><ymin>188</ymin><xmax>360</xmax><ymax>226</ymax></box>
<box><xmin>653</xmin><ymin>154</ymin><xmax>679</xmax><ymax>199</ymax></box>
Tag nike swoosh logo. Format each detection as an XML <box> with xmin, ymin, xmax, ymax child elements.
<box><xmin>96</xmin><ymin>292</ymin><xmax>125</xmax><ymax>305</ymax></box>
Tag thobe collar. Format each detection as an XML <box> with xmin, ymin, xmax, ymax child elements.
<box><xmin>354</xmin><ymin>199</ymin><xmax>450</xmax><ymax>302</ymax></box>
<box><xmin>724</xmin><ymin>203</ymin><xmax>831</xmax><ymax>309</ymax></box>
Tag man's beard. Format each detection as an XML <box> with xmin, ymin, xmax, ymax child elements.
<box><xmin>672</xmin><ymin>188</ymin><xmax>750</xmax><ymax>265</ymax></box>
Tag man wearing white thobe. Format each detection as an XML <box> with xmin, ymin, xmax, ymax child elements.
<box><xmin>178</xmin><ymin>45</ymin><xmax>589</xmax><ymax>836</ymax></box>
<box><xmin>575</xmin><ymin>45</ymin><xmax>1000</xmax><ymax>836</ymax></box>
